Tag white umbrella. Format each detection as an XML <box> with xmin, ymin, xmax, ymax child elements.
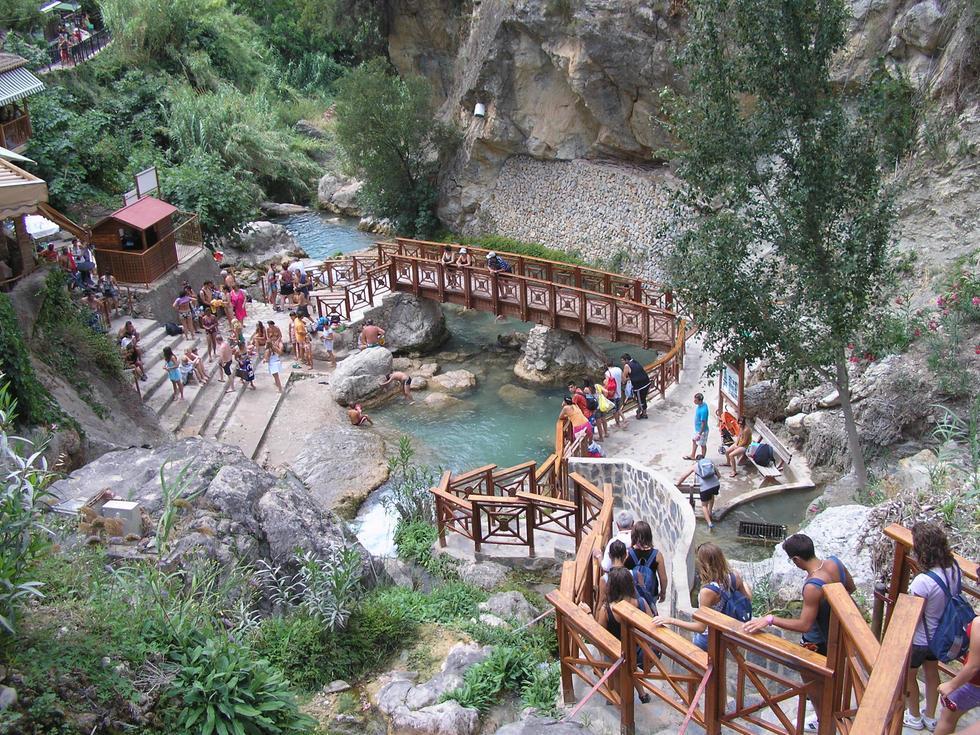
<box><xmin>25</xmin><ymin>214</ymin><xmax>60</xmax><ymax>240</ymax></box>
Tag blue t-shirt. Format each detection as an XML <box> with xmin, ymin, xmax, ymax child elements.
<box><xmin>695</xmin><ymin>402</ymin><xmax>709</xmax><ymax>433</ymax></box>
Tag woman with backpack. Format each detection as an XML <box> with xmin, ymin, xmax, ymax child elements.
<box><xmin>594</xmin><ymin>567</ymin><xmax>653</xmax><ymax>704</ymax></box>
<box><xmin>905</xmin><ymin>522</ymin><xmax>969</xmax><ymax>732</ymax></box>
<box><xmin>651</xmin><ymin>543</ymin><xmax>752</xmax><ymax>651</ymax></box>
<box><xmin>935</xmin><ymin>612</ymin><xmax>980</xmax><ymax>735</ymax></box>
<box><xmin>624</xmin><ymin>521</ymin><xmax>668</xmax><ymax>614</ymax></box>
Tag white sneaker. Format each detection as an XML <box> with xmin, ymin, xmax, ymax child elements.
<box><xmin>923</xmin><ymin>715</ymin><xmax>937</xmax><ymax>731</ymax></box>
<box><xmin>804</xmin><ymin>719</ymin><xmax>819</xmax><ymax>732</ymax></box>
<box><xmin>904</xmin><ymin>712</ymin><xmax>925</xmax><ymax>731</ymax></box>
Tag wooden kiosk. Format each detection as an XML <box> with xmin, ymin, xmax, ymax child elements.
<box><xmin>91</xmin><ymin>196</ymin><xmax>179</xmax><ymax>286</ymax></box>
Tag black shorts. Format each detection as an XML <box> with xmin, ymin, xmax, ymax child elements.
<box><xmin>699</xmin><ymin>487</ymin><xmax>719</xmax><ymax>503</ymax></box>
<box><xmin>910</xmin><ymin>645</ymin><xmax>937</xmax><ymax>669</ymax></box>
<box><xmin>405</xmin><ymin>376</ymin><xmax>412</xmax><ymax>386</ymax></box>
<box><xmin>281</xmin><ymin>284</ymin><xmax>294</xmax><ymax>296</ymax></box>
<box><xmin>221</xmin><ymin>360</ymin><xmax>232</xmax><ymax>376</ymax></box>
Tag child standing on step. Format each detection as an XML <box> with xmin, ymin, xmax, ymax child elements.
<box><xmin>162</xmin><ymin>346</ymin><xmax>183</xmax><ymax>402</ymax></box>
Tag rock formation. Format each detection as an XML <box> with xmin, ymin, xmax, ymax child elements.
<box><xmin>428</xmin><ymin>369</ymin><xmax>477</xmax><ymax>394</ymax></box>
<box><xmin>228</xmin><ymin>221</ymin><xmax>303</xmax><ymax>264</ymax></box>
<box><xmin>48</xmin><ymin>437</ymin><xmax>375</xmax><ymax>578</ymax></box>
<box><xmin>328</xmin><ymin>346</ymin><xmax>394</xmax><ymax>405</ymax></box>
<box><xmin>353</xmin><ymin>293</ymin><xmax>449</xmax><ymax>354</ymax></box>
<box><xmin>513</xmin><ymin>325</ymin><xmax>607</xmax><ymax>386</ymax></box>
<box><xmin>318</xmin><ymin>173</ymin><xmax>365</xmax><ymax>216</ymax></box>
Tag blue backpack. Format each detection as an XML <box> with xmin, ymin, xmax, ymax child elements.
<box><xmin>924</xmin><ymin>564</ymin><xmax>976</xmax><ymax>663</ymax></box>
<box><xmin>628</xmin><ymin>548</ymin><xmax>660</xmax><ymax>609</ymax></box>
<box><xmin>705</xmin><ymin>573</ymin><xmax>753</xmax><ymax>623</ymax></box>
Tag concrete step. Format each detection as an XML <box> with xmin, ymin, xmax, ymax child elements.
<box><xmin>158</xmin><ymin>360</ymin><xmax>224</xmax><ymax>434</ymax></box>
<box><xmin>216</xmin><ymin>368</ymin><xmax>294</xmax><ymax>460</ymax></box>
<box><xmin>200</xmin><ymin>375</ymin><xmax>247</xmax><ymax>442</ymax></box>
<box><xmin>173</xmin><ymin>364</ymin><xmax>238</xmax><ymax>438</ymax></box>
<box><xmin>142</xmin><ymin>335</ymin><xmax>204</xmax><ymax>414</ymax></box>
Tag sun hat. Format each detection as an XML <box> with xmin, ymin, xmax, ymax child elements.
<box><xmin>486</xmin><ymin>251</ymin><xmax>496</xmax><ymax>259</ymax></box>
<box><xmin>460</xmin><ymin>247</ymin><xmax>468</xmax><ymax>254</ymax></box>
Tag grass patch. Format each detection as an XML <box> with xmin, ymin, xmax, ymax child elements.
<box><xmin>443</xmin><ymin>233</ymin><xmax>588</xmax><ymax>267</ymax></box>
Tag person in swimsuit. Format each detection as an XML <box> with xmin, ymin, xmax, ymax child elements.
<box><xmin>292</xmin><ymin>313</ymin><xmax>312</xmax><ymax>368</ymax></box>
<box><xmin>347</xmin><ymin>403</ymin><xmax>373</xmax><ymax>426</ymax></box>
<box><xmin>235</xmin><ymin>348</ymin><xmax>256</xmax><ymax>390</ymax></box>
<box><xmin>593</xmin><ymin>567</ymin><xmax>653</xmax><ymax>704</ymax></box>
<box><xmin>379</xmin><ymin>371</ymin><xmax>413</xmax><ymax>401</ymax></box>
<box><xmin>440</xmin><ymin>245</ymin><xmax>456</xmax><ymax>266</ymax></box>
<box><xmin>184</xmin><ymin>347</ymin><xmax>208</xmax><ymax>385</ymax></box>
<box><xmin>266</xmin><ymin>264</ymin><xmax>280</xmax><ymax>310</ymax></box>
<box><xmin>201</xmin><ymin>311</ymin><xmax>218</xmax><ymax>362</ymax></box>
<box><xmin>229</xmin><ymin>283</ymin><xmax>247</xmax><ymax>323</ymax></box>
<box><xmin>220</xmin><ymin>285</ymin><xmax>235</xmax><ymax>325</ymax></box>
<box><xmin>266</xmin><ymin>335</ymin><xmax>284</xmax><ymax>393</ymax></box>
<box><xmin>726</xmin><ymin>417</ymin><xmax>753</xmax><ymax>476</ymax></box>
<box><xmin>216</xmin><ymin>335</ymin><xmax>234</xmax><ymax>389</ymax></box>
<box><xmin>172</xmin><ymin>289</ymin><xmax>196</xmax><ymax>338</ymax></box>
<box><xmin>249</xmin><ymin>321</ymin><xmax>267</xmax><ymax>365</ymax></box>
<box><xmin>559</xmin><ymin>396</ymin><xmax>592</xmax><ymax>439</ymax></box>
<box><xmin>456</xmin><ymin>247</ymin><xmax>473</xmax><ymax>267</ymax></box>
<box><xmin>743</xmin><ymin>534</ymin><xmax>855</xmax><ymax>732</ymax></box>
<box><xmin>359</xmin><ymin>319</ymin><xmax>385</xmax><ymax>349</ymax></box>
<box><xmin>162</xmin><ymin>346</ymin><xmax>184</xmax><ymax>401</ymax></box>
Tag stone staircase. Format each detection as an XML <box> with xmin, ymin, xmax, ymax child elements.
<box><xmin>111</xmin><ymin>301</ymin><xmax>300</xmax><ymax>461</ymax></box>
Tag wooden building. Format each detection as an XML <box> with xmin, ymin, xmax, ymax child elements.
<box><xmin>91</xmin><ymin>196</ymin><xmax>180</xmax><ymax>286</ymax></box>
<box><xmin>0</xmin><ymin>54</ymin><xmax>44</xmax><ymax>151</ymax></box>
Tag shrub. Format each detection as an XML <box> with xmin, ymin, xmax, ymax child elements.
<box><xmin>0</xmin><ymin>298</ymin><xmax>58</xmax><ymax>427</ymax></box>
<box><xmin>367</xmin><ymin>583</ymin><xmax>485</xmax><ymax>625</ymax></box>
<box><xmin>166</xmin><ymin>636</ymin><xmax>314</xmax><ymax>734</ymax></box>
<box><xmin>393</xmin><ymin>519</ymin><xmax>458</xmax><ymax>579</ymax></box>
<box><xmin>383</xmin><ymin>436</ymin><xmax>437</xmax><ymax>525</ymax></box>
<box><xmin>520</xmin><ymin>662</ymin><xmax>560</xmax><ymax>716</ymax></box>
<box><xmin>442</xmin><ymin>646</ymin><xmax>534</xmax><ymax>713</ymax></box>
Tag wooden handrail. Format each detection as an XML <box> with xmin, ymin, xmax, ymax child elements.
<box><xmin>884</xmin><ymin>523</ymin><xmax>979</xmax><ymax>581</ymax></box>
<box><xmin>695</xmin><ymin>607</ymin><xmax>833</xmax><ymax>675</ymax></box>
<box><xmin>614</xmin><ymin>602</ymin><xmax>710</xmax><ymax>668</ymax></box>
<box><xmin>850</xmin><ymin>593</ymin><xmax>924</xmax><ymax>734</ymax></box>
<box><xmin>450</xmin><ymin>463</ymin><xmax>497</xmax><ymax>483</ymax></box>
<box><xmin>548</xmin><ymin>588</ymin><xmax>621</xmax><ymax>657</ymax></box>
<box><xmin>825</xmin><ymin>582</ymin><xmax>880</xmax><ymax>669</ymax></box>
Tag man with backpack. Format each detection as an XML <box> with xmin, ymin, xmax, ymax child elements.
<box><xmin>675</xmin><ymin>457</ymin><xmax>722</xmax><ymax>529</ymax></box>
<box><xmin>624</xmin><ymin>520</ymin><xmax>668</xmax><ymax>613</ymax></box>
<box><xmin>621</xmin><ymin>353</ymin><xmax>650</xmax><ymax>419</ymax></box>
<box><xmin>743</xmin><ymin>533</ymin><xmax>856</xmax><ymax>732</ymax></box>
<box><xmin>485</xmin><ymin>251</ymin><xmax>513</xmax><ymax>273</ymax></box>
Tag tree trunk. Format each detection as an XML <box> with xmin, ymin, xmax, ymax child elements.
<box><xmin>835</xmin><ymin>353</ymin><xmax>868</xmax><ymax>489</ymax></box>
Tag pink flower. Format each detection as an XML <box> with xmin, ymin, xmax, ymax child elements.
<box><xmin>895</xmin><ymin>296</ymin><xmax>905</xmax><ymax>305</ymax></box>
<box><xmin>864</xmin><ymin>352</ymin><xmax>875</xmax><ymax>362</ymax></box>
<box><xmin>972</xmin><ymin>296</ymin><xmax>980</xmax><ymax>307</ymax></box>
<box><xmin>849</xmin><ymin>356</ymin><xmax>859</xmax><ymax>363</ymax></box>
<box><xmin>915</xmin><ymin>309</ymin><xmax>924</xmax><ymax>317</ymax></box>
<box><xmin>937</xmin><ymin>296</ymin><xmax>945</xmax><ymax>307</ymax></box>
<box><xmin>928</xmin><ymin>320</ymin><xmax>939</xmax><ymax>331</ymax></box>
<box><xmin>847</xmin><ymin>343</ymin><xmax>855</xmax><ymax>350</ymax></box>
<box><xmin>913</xmin><ymin>328</ymin><xmax>921</xmax><ymax>337</ymax></box>
<box><xmin>942</xmin><ymin>308</ymin><xmax>951</xmax><ymax>317</ymax></box>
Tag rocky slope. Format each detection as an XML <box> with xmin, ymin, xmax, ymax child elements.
<box><xmin>388</xmin><ymin>0</ymin><xmax>978</xmax><ymax>276</ymax></box>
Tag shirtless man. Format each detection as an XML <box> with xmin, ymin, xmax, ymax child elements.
<box><xmin>359</xmin><ymin>319</ymin><xmax>385</xmax><ymax>349</ymax></box>
<box><xmin>379</xmin><ymin>371</ymin><xmax>413</xmax><ymax>401</ymax></box>
<box><xmin>216</xmin><ymin>334</ymin><xmax>235</xmax><ymax>389</ymax></box>
<box><xmin>265</xmin><ymin>319</ymin><xmax>284</xmax><ymax>360</ymax></box>
<box><xmin>347</xmin><ymin>403</ymin><xmax>373</xmax><ymax>426</ymax></box>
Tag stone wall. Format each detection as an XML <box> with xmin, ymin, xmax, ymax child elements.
<box><xmin>569</xmin><ymin>457</ymin><xmax>695</xmax><ymax>618</ymax></box>
<box><xmin>468</xmin><ymin>157</ymin><xmax>675</xmax><ymax>281</ymax></box>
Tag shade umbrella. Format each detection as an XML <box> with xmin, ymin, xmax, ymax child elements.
<box><xmin>25</xmin><ymin>214</ymin><xmax>60</xmax><ymax>240</ymax></box>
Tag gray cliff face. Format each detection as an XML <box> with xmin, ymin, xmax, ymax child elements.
<box><xmin>388</xmin><ymin>0</ymin><xmax>979</xmax><ymax>275</ymax></box>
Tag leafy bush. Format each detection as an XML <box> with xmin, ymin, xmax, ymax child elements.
<box><xmin>0</xmin><ymin>378</ymin><xmax>53</xmax><ymax>635</ymax></box>
<box><xmin>367</xmin><ymin>583</ymin><xmax>485</xmax><ymax>625</ymax></box>
<box><xmin>860</xmin><ymin>61</ymin><xmax>919</xmax><ymax>165</ymax></box>
<box><xmin>442</xmin><ymin>646</ymin><xmax>534</xmax><ymax>713</ymax></box>
<box><xmin>926</xmin><ymin>256</ymin><xmax>980</xmax><ymax>397</ymax></box>
<box><xmin>160</xmin><ymin>151</ymin><xmax>258</xmax><ymax>241</ymax></box>
<box><xmin>0</xmin><ymin>297</ymin><xmax>58</xmax><ymax>427</ymax></box>
<box><xmin>383</xmin><ymin>436</ymin><xmax>437</xmax><ymax>525</ymax></box>
<box><xmin>393</xmin><ymin>519</ymin><xmax>458</xmax><ymax>578</ymax></box>
<box><xmin>335</xmin><ymin>59</ymin><xmax>458</xmax><ymax>236</ymax></box>
<box><xmin>167</xmin><ymin>636</ymin><xmax>314</xmax><ymax>734</ymax></box>
<box><xmin>443</xmin><ymin>234</ymin><xmax>588</xmax><ymax>267</ymax></box>
<box><xmin>520</xmin><ymin>662</ymin><xmax>560</xmax><ymax>716</ymax></box>
<box><xmin>458</xmin><ymin>618</ymin><xmax>558</xmax><ymax>663</ymax></box>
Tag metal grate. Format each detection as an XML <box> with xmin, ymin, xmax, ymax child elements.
<box><xmin>738</xmin><ymin>520</ymin><xmax>787</xmax><ymax>542</ymax></box>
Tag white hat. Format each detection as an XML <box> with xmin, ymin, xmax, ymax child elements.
<box><xmin>486</xmin><ymin>251</ymin><xmax>496</xmax><ymax>259</ymax></box>
<box><xmin>120</xmin><ymin>337</ymin><xmax>132</xmax><ymax>349</ymax></box>
<box><xmin>459</xmin><ymin>247</ymin><xmax>468</xmax><ymax>254</ymax></box>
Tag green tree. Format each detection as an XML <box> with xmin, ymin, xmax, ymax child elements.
<box><xmin>663</xmin><ymin>0</ymin><xmax>900</xmax><ymax>488</ymax></box>
<box><xmin>334</xmin><ymin>59</ymin><xmax>456</xmax><ymax>236</ymax></box>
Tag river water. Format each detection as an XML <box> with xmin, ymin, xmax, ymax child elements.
<box><xmin>273</xmin><ymin>214</ymin><xmax>816</xmax><ymax>562</ymax></box>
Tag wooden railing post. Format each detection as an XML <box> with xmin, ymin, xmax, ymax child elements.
<box><xmin>435</xmin><ymin>493</ymin><xmax>447</xmax><ymax>547</ymax></box>
<box><xmin>526</xmin><ymin>498</ymin><xmax>536</xmax><ymax>559</ymax></box>
<box><xmin>703</xmin><ymin>626</ymin><xmax>725</xmax><ymax>735</ymax></box>
<box><xmin>472</xmin><ymin>499</ymin><xmax>483</xmax><ymax>554</ymax></box>
<box><xmin>620</xmin><ymin>621</ymin><xmax>636</xmax><ymax>735</ymax></box>
<box><xmin>884</xmin><ymin>539</ymin><xmax>909</xmax><ymax>632</ymax></box>
<box><xmin>557</xmin><ymin>609</ymin><xmax>575</xmax><ymax>704</ymax></box>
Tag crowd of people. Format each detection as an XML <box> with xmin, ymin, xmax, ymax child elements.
<box><xmin>590</xmin><ymin>514</ymin><xmax>978</xmax><ymax>734</ymax></box>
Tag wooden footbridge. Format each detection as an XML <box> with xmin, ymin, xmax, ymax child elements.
<box><xmin>298</xmin><ymin>238</ymin><xmax>680</xmax><ymax>351</ymax></box>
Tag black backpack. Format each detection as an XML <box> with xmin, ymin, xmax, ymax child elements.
<box><xmin>164</xmin><ymin>322</ymin><xmax>182</xmax><ymax>336</ymax></box>
<box><xmin>753</xmin><ymin>443</ymin><xmax>774</xmax><ymax>467</ymax></box>
<box><xmin>585</xmin><ymin>393</ymin><xmax>599</xmax><ymax>412</ymax></box>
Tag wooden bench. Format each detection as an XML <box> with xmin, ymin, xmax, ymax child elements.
<box><xmin>749</xmin><ymin>419</ymin><xmax>793</xmax><ymax>488</ymax></box>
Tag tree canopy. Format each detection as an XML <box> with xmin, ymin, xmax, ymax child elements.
<box><xmin>664</xmin><ymin>0</ymin><xmax>901</xmax><ymax>486</ymax></box>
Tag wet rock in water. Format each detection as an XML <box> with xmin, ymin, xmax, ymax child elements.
<box><xmin>229</xmin><ymin>221</ymin><xmax>301</xmax><ymax>264</ymax></box>
<box><xmin>497</xmin><ymin>383</ymin><xmax>537</xmax><ymax>407</ymax></box>
<box><xmin>513</xmin><ymin>325</ymin><xmax>606</xmax><ymax>386</ymax></box>
<box><xmin>353</xmin><ymin>293</ymin><xmax>449</xmax><ymax>354</ymax></box>
<box><xmin>416</xmin><ymin>362</ymin><xmax>440</xmax><ymax>378</ymax></box>
<box><xmin>429</xmin><ymin>370</ymin><xmax>477</xmax><ymax>394</ymax></box>
<box><xmin>317</xmin><ymin>173</ymin><xmax>365</xmax><ymax>216</ymax></box>
<box><xmin>408</xmin><ymin>377</ymin><xmax>428</xmax><ymax>391</ymax></box>
<box><xmin>423</xmin><ymin>392</ymin><xmax>465</xmax><ymax>410</ymax></box>
<box><xmin>290</xmin><ymin>426</ymin><xmax>389</xmax><ymax>510</ymax></box>
<box><xmin>259</xmin><ymin>201</ymin><xmax>310</xmax><ymax>217</ymax></box>
<box><xmin>329</xmin><ymin>347</ymin><xmax>393</xmax><ymax>405</ymax></box>
<box><xmin>478</xmin><ymin>591</ymin><xmax>537</xmax><ymax>624</ymax></box>
<box><xmin>496</xmin><ymin>332</ymin><xmax>528</xmax><ymax>350</ymax></box>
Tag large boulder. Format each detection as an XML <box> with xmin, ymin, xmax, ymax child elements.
<box><xmin>498</xmin><ymin>383</ymin><xmax>537</xmax><ymax>408</ymax></box>
<box><xmin>289</xmin><ymin>426</ymin><xmax>390</xmax><ymax>510</ymax></box>
<box><xmin>493</xmin><ymin>715</ymin><xmax>590</xmax><ymax>735</ymax></box>
<box><xmin>231</xmin><ymin>221</ymin><xmax>302</xmax><ymax>264</ymax></box>
<box><xmin>513</xmin><ymin>325</ymin><xmax>607</xmax><ymax>386</ymax></box>
<box><xmin>738</xmin><ymin>505</ymin><xmax>875</xmax><ymax>603</ymax></box>
<box><xmin>48</xmin><ymin>438</ymin><xmax>374</xmax><ymax>577</ymax></box>
<box><xmin>317</xmin><ymin>173</ymin><xmax>365</xmax><ymax>216</ymax></box>
<box><xmin>423</xmin><ymin>392</ymin><xmax>465</xmax><ymax>410</ymax></box>
<box><xmin>375</xmin><ymin>643</ymin><xmax>490</xmax><ymax>735</ymax></box>
<box><xmin>429</xmin><ymin>369</ymin><xmax>477</xmax><ymax>394</ymax></box>
<box><xmin>329</xmin><ymin>347</ymin><xmax>394</xmax><ymax>405</ymax></box>
<box><xmin>478</xmin><ymin>591</ymin><xmax>537</xmax><ymax>624</ymax></box>
<box><xmin>896</xmin><ymin>0</ymin><xmax>945</xmax><ymax>53</ymax></box>
<box><xmin>741</xmin><ymin>380</ymin><xmax>788</xmax><ymax>422</ymax></box>
<box><xmin>353</xmin><ymin>293</ymin><xmax>449</xmax><ymax>354</ymax></box>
